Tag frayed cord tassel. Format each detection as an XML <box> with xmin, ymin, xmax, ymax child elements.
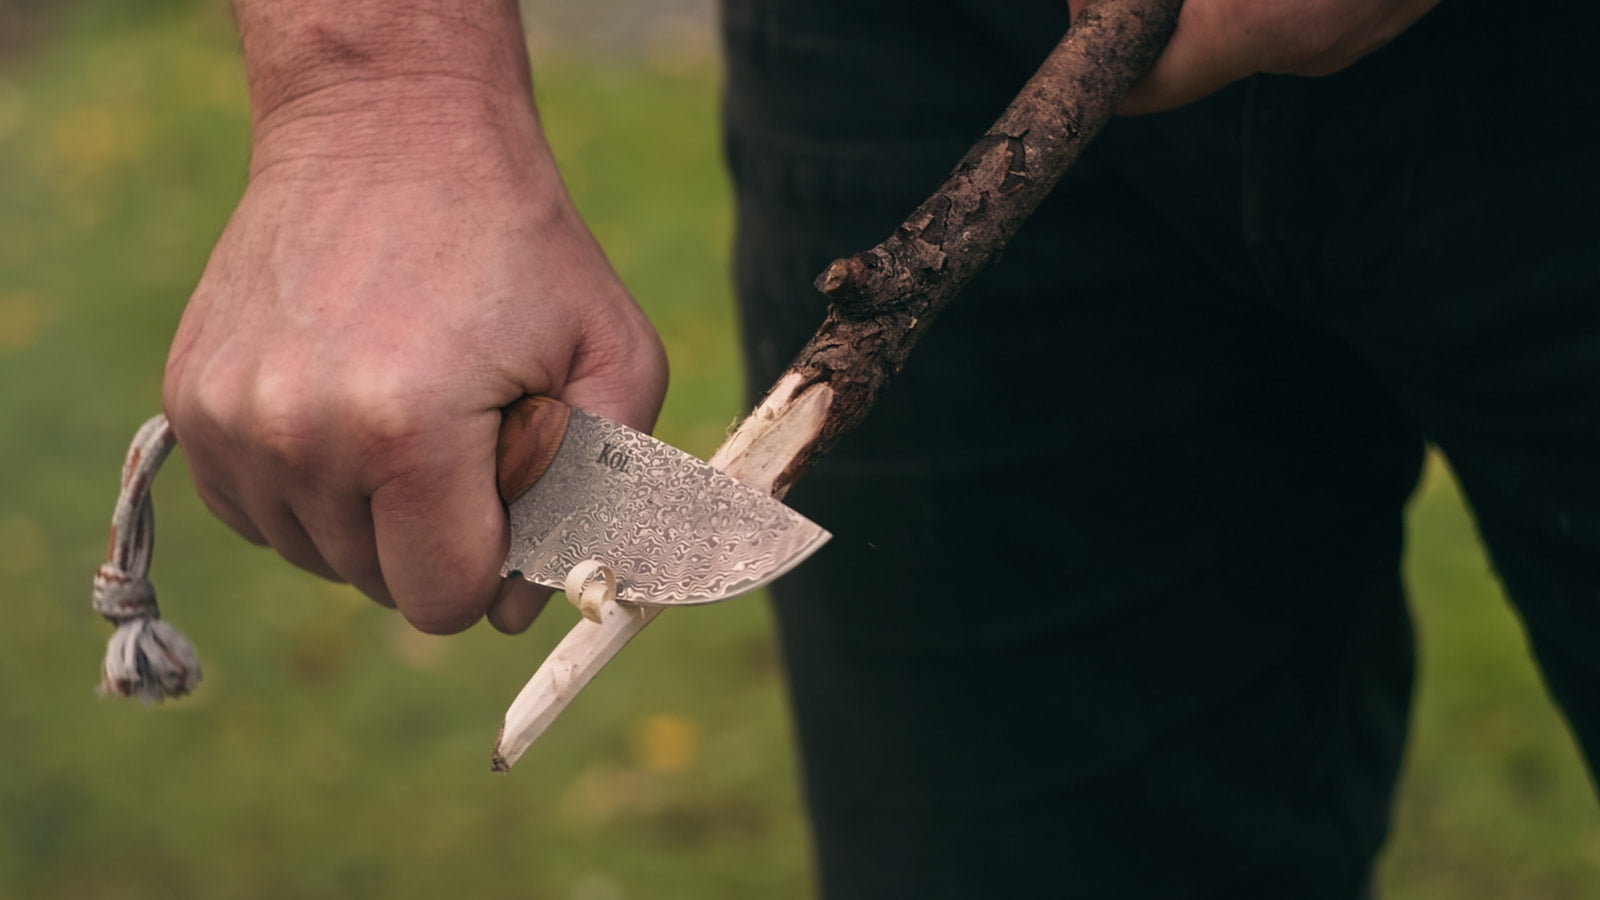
<box><xmin>92</xmin><ymin>414</ymin><xmax>201</xmax><ymax>702</ymax></box>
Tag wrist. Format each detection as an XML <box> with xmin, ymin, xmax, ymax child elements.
<box><xmin>245</xmin><ymin>77</ymin><xmax>550</xmax><ymax>185</ymax></box>
<box><xmin>235</xmin><ymin>0</ymin><xmax>536</xmax><ymax>140</ymax></box>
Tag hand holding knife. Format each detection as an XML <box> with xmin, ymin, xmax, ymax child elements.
<box><xmin>90</xmin><ymin>395</ymin><xmax>832</xmax><ymax>771</ymax></box>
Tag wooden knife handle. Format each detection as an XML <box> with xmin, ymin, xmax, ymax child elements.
<box><xmin>495</xmin><ymin>396</ymin><xmax>572</xmax><ymax>504</ymax></box>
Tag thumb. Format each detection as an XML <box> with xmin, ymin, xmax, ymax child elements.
<box><xmin>552</xmin><ymin>304</ymin><xmax>669</xmax><ymax>434</ymax></box>
<box><xmin>556</xmin><ymin>373</ymin><xmax>666</xmax><ymax>435</ymax></box>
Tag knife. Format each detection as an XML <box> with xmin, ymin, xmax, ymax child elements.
<box><xmin>493</xmin><ymin>395</ymin><xmax>830</xmax><ymax>607</ymax></box>
<box><xmin>487</xmin><ymin>395</ymin><xmax>828</xmax><ymax>770</ymax></box>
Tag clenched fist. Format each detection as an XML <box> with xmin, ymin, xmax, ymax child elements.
<box><xmin>163</xmin><ymin>0</ymin><xmax>667</xmax><ymax>636</ymax></box>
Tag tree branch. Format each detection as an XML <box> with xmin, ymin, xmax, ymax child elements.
<box><xmin>492</xmin><ymin>0</ymin><xmax>1183</xmax><ymax>769</ymax></box>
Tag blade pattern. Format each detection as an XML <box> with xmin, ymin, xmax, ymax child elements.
<box><xmin>503</xmin><ymin>410</ymin><xmax>829</xmax><ymax>605</ymax></box>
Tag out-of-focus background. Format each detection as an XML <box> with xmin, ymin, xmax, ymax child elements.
<box><xmin>1</xmin><ymin>2</ymin><xmax>1597</xmax><ymax>897</ymax></box>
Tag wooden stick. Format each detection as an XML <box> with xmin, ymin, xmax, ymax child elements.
<box><xmin>490</xmin><ymin>0</ymin><xmax>1182</xmax><ymax>770</ymax></box>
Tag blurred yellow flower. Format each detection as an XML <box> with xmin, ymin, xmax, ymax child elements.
<box><xmin>45</xmin><ymin>102</ymin><xmax>152</xmax><ymax>188</ymax></box>
<box><xmin>630</xmin><ymin>712</ymin><xmax>701</xmax><ymax>774</ymax></box>
<box><xmin>51</xmin><ymin>106</ymin><xmax>119</xmax><ymax>173</ymax></box>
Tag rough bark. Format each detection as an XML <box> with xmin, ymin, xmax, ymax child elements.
<box><xmin>766</xmin><ymin>0</ymin><xmax>1183</xmax><ymax>496</ymax></box>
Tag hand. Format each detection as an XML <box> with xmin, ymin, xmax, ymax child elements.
<box><xmin>163</xmin><ymin>76</ymin><xmax>667</xmax><ymax>636</ymax></box>
<box><xmin>1075</xmin><ymin>0</ymin><xmax>1442</xmax><ymax>114</ymax></box>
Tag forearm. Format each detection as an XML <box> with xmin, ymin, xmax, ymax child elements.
<box><xmin>232</xmin><ymin>0</ymin><xmax>545</xmax><ymax>176</ymax></box>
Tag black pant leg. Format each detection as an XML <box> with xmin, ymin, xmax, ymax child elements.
<box><xmin>1307</xmin><ymin>0</ymin><xmax>1600</xmax><ymax>795</ymax></box>
<box><xmin>724</xmin><ymin>8</ymin><xmax>1428</xmax><ymax>893</ymax></box>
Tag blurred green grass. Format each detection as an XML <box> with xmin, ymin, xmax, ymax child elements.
<box><xmin>1</xmin><ymin>4</ymin><xmax>1597</xmax><ymax>898</ymax></box>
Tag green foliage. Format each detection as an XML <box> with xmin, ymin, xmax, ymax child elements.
<box><xmin>1</xmin><ymin>6</ymin><xmax>1596</xmax><ymax>898</ymax></box>
<box><xmin>1382</xmin><ymin>458</ymin><xmax>1600</xmax><ymax>897</ymax></box>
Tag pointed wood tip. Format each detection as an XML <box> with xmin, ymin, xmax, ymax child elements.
<box><xmin>490</xmin><ymin>724</ymin><xmax>513</xmax><ymax>773</ymax></box>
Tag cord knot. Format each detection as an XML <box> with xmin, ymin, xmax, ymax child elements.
<box><xmin>94</xmin><ymin>415</ymin><xmax>202</xmax><ymax>702</ymax></box>
<box><xmin>92</xmin><ymin>564</ymin><xmax>158</xmax><ymax>623</ymax></box>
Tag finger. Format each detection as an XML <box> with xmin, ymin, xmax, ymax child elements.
<box><xmin>369</xmin><ymin>418</ymin><xmax>507</xmax><ymax>634</ymax></box>
<box><xmin>174</xmin><ymin>437</ymin><xmax>272</xmax><ymax>546</ymax></box>
<box><xmin>190</xmin><ymin>480</ymin><xmax>270</xmax><ymax>547</ymax></box>
<box><xmin>1117</xmin><ymin>3</ymin><xmax>1258</xmax><ymax>115</ymax></box>
<box><xmin>487</xmin><ymin>576</ymin><xmax>554</xmax><ymax>635</ymax></box>
<box><xmin>244</xmin><ymin>499</ymin><xmax>346</xmax><ymax>584</ymax></box>
<box><xmin>290</xmin><ymin>492</ymin><xmax>395</xmax><ymax>607</ymax></box>
<box><xmin>559</xmin><ymin>376</ymin><xmax>662</xmax><ymax>434</ymax></box>
<box><xmin>191</xmin><ymin>447</ymin><xmax>396</xmax><ymax>605</ymax></box>
<box><xmin>1283</xmin><ymin>0</ymin><xmax>1439</xmax><ymax>78</ymax></box>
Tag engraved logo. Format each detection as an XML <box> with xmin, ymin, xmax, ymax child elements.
<box><xmin>596</xmin><ymin>442</ymin><xmax>630</xmax><ymax>473</ymax></box>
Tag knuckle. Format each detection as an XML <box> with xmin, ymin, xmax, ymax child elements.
<box><xmin>339</xmin><ymin>364</ymin><xmax>439</xmax><ymax>469</ymax></box>
<box><xmin>246</xmin><ymin>366</ymin><xmax>327</xmax><ymax>469</ymax></box>
<box><xmin>242</xmin><ymin>354</ymin><xmax>434</xmax><ymax>472</ymax></box>
<box><xmin>165</xmin><ymin>357</ymin><xmax>252</xmax><ymax>456</ymax></box>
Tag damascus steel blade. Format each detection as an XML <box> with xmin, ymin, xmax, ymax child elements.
<box><xmin>502</xmin><ymin>410</ymin><xmax>829</xmax><ymax>606</ymax></box>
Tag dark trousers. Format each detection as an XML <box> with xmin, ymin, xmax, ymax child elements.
<box><xmin>722</xmin><ymin>1</ymin><xmax>1600</xmax><ymax>895</ymax></box>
